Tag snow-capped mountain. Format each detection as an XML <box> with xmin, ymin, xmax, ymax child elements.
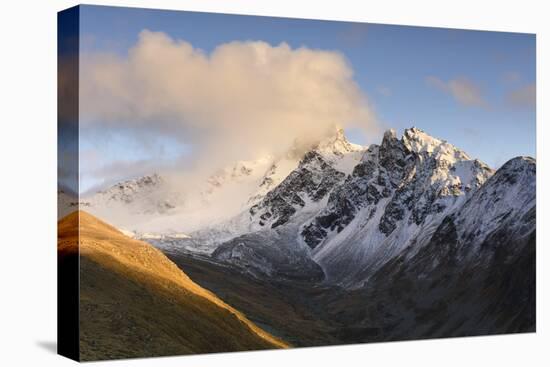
<box><xmin>306</xmin><ymin>127</ymin><xmax>494</xmax><ymax>286</ymax></box>
<box><xmin>82</xmin><ymin>126</ymin><xmax>362</xmax><ymax>236</ymax></box>
<box><xmin>154</xmin><ymin>128</ymin><xmax>365</xmax><ymax>265</ymax></box>
<box><xmin>82</xmin><ymin>126</ymin><xmax>535</xmax><ymax>292</ymax></box>
<box><xmin>449</xmin><ymin>156</ymin><xmax>535</xmax><ymax>258</ymax></box>
<box><xmin>195</xmin><ymin>127</ymin><xmax>534</xmax><ymax>289</ymax></box>
<box><xmin>196</xmin><ymin>129</ymin><xmax>364</xmax><ymax>279</ymax></box>
<box><xmin>249</xmin><ymin>128</ymin><xmax>362</xmax><ymax>230</ymax></box>
<box><xmin>336</xmin><ymin>156</ymin><xmax>535</xmax><ymax>338</ymax></box>
<box><xmin>85</xmin><ymin>173</ymin><xmax>181</xmax><ymax>214</ymax></box>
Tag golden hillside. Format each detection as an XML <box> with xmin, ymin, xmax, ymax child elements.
<box><xmin>58</xmin><ymin>211</ymin><xmax>288</xmax><ymax>361</ymax></box>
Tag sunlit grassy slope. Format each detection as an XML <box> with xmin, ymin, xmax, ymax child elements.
<box><xmin>58</xmin><ymin>210</ymin><xmax>288</xmax><ymax>361</ymax></box>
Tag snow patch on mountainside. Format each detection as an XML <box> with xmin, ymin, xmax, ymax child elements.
<box><xmin>452</xmin><ymin>156</ymin><xmax>535</xmax><ymax>258</ymax></box>
<box><xmin>150</xmin><ymin>127</ymin><xmax>366</xmax><ymax>267</ymax></box>
<box><xmin>83</xmin><ymin>126</ymin><xmax>362</xmax><ymax>236</ymax></box>
<box><xmin>304</xmin><ymin>127</ymin><xmax>494</xmax><ymax>287</ymax></box>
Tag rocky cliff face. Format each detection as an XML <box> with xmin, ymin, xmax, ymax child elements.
<box><xmin>305</xmin><ymin>127</ymin><xmax>494</xmax><ymax>286</ymax></box>
<box><xmin>207</xmin><ymin>127</ymin><xmax>363</xmax><ymax>280</ymax></box>
<box><xmin>249</xmin><ymin>151</ymin><xmax>347</xmax><ymax>229</ymax></box>
<box><xmin>325</xmin><ymin>157</ymin><xmax>535</xmax><ymax>340</ymax></box>
<box><xmin>208</xmin><ymin>127</ymin><xmax>499</xmax><ymax>285</ymax></box>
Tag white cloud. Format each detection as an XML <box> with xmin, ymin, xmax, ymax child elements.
<box><xmin>506</xmin><ymin>83</ymin><xmax>536</xmax><ymax>108</ymax></box>
<box><xmin>80</xmin><ymin>30</ymin><xmax>378</xmax><ymax>177</ymax></box>
<box><xmin>426</xmin><ymin>76</ymin><xmax>487</xmax><ymax>108</ymax></box>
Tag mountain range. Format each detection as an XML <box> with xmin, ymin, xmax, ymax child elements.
<box><xmin>72</xmin><ymin>126</ymin><xmax>535</xmax><ymax>347</ymax></box>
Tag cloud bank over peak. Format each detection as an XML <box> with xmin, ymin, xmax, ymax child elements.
<box><xmin>80</xmin><ymin>30</ymin><xmax>378</xmax><ymax>174</ymax></box>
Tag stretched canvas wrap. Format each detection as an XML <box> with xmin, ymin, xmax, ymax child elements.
<box><xmin>58</xmin><ymin>4</ymin><xmax>536</xmax><ymax>362</ymax></box>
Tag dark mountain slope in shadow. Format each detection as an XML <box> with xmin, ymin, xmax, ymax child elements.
<box><xmin>58</xmin><ymin>211</ymin><xmax>288</xmax><ymax>361</ymax></box>
<box><xmin>163</xmin><ymin>250</ymin><xmax>345</xmax><ymax>347</ymax></box>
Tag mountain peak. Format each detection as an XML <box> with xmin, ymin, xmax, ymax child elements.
<box><xmin>400</xmin><ymin>126</ymin><xmax>470</xmax><ymax>162</ymax></box>
<box><xmin>402</xmin><ymin>126</ymin><xmax>439</xmax><ymax>151</ymax></box>
<box><xmin>334</xmin><ymin>125</ymin><xmax>346</xmax><ymax>138</ymax></box>
<box><xmin>500</xmin><ymin>155</ymin><xmax>536</xmax><ymax>169</ymax></box>
<box><xmin>97</xmin><ymin>173</ymin><xmax>164</xmax><ymax>195</ymax></box>
<box><xmin>137</xmin><ymin>173</ymin><xmax>163</xmax><ymax>186</ymax></box>
<box><xmin>383</xmin><ymin>128</ymin><xmax>397</xmax><ymax>140</ymax></box>
<box><xmin>492</xmin><ymin>156</ymin><xmax>536</xmax><ymax>184</ymax></box>
<box><xmin>380</xmin><ymin>126</ymin><xmax>439</xmax><ymax>154</ymax></box>
<box><xmin>315</xmin><ymin>125</ymin><xmax>363</xmax><ymax>157</ymax></box>
<box><xmin>404</xmin><ymin>126</ymin><xmax>424</xmax><ymax>134</ymax></box>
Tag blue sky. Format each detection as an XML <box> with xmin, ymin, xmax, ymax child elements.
<box><xmin>78</xmin><ymin>5</ymin><xmax>535</xmax><ymax>192</ymax></box>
